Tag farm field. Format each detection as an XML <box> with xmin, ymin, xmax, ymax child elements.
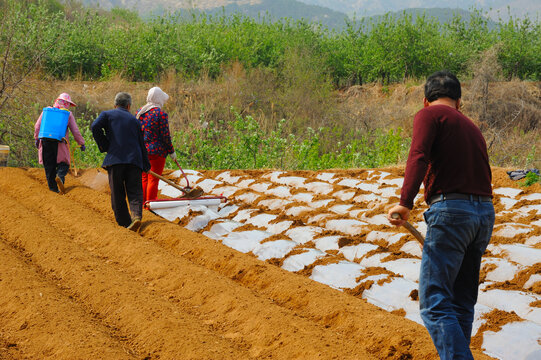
<box><xmin>152</xmin><ymin>166</ymin><xmax>541</xmax><ymax>359</ymax></box>
<box><xmin>1</xmin><ymin>1</ymin><xmax>539</xmax><ymax>358</ymax></box>
<box><xmin>0</xmin><ymin>166</ymin><xmax>539</xmax><ymax>359</ymax></box>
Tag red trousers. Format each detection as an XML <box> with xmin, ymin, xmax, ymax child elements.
<box><xmin>142</xmin><ymin>154</ymin><xmax>166</xmax><ymax>202</ymax></box>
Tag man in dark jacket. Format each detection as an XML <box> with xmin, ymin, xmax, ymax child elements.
<box><xmin>91</xmin><ymin>92</ymin><xmax>151</xmax><ymax>232</ymax></box>
<box><xmin>387</xmin><ymin>71</ymin><xmax>494</xmax><ymax>360</ymax></box>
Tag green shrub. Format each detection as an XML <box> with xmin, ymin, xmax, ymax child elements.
<box><xmin>520</xmin><ymin>171</ymin><xmax>540</xmax><ymax>187</ymax></box>
<box><xmin>167</xmin><ymin>109</ymin><xmax>409</xmax><ymax>170</ymax></box>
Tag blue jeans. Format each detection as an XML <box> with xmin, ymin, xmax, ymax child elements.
<box><xmin>420</xmin><ymin>199</ymin><xmax>494</xmax><ymax>360</ymax></box>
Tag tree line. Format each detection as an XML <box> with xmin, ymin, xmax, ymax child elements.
<box><xmin>2</xmin><ymin>0</ymin><xmax>540</xmax><ymax>86</ymax></box>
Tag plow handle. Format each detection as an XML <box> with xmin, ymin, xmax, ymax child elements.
<box><xmin>173</xmin><ymin>158</ymin><xmax>190</xmax><ymax>188</ymax></box>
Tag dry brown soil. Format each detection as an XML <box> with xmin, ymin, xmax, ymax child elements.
<box><xmin>0</xmin><ymin>167</ymin><xmax>497</xmax><ymax>359</ymax></box>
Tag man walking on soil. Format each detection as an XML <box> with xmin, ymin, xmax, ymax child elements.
<box><xmin>91</xmin><ymin>92</ymin><xmax>151</xmax><ymax>232</ymax></box>
<box><xmin>387</xmin><ymin>71</ymin><xmax>494</xmax><ymax>359</ymax></box>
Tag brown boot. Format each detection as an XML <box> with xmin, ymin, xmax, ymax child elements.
<box><xmin>55</xmin><ymin>176</ymin><xmax>65</xmax><ymax>195</ymax></box>
<box><xmin>127</xmin><ymin>218</ymin><xmax>141</xmax><ymax>232</ymax></box>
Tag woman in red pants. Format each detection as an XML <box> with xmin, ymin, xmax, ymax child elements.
<box><xmin>136</xmin><ymin>87</ymin><xmax>176</xmax><ymax>202</ymax></box>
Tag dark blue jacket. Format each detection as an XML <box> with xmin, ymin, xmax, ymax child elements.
<box><xmin>91</xmin><ymin>107</ymin><xmax>150</xmax><ymax>172</ymax></box>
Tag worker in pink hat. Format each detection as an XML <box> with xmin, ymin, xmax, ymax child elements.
<box><xmin>34</xmin><ymin>93</ymin><xmax>85</xmax><ymax>194</ymax></box>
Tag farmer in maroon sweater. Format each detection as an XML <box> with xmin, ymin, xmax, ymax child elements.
<box><xmin>387</xmin><ymin>71</ymin><xmax>494</xmax><ymax>360</ymax></box>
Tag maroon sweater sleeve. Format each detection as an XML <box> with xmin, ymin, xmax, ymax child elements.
<box><xmin>400</xmin><ymin>108</ymin><xmax>436</xmax><ymax>209</ymax></box>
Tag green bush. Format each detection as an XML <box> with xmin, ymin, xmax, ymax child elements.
<box><xmin>167</xmin><ymin>109</ymin><xmax>409</xmax><ymax>170</ymax></box>
<box><xmin>520</xmin><ymin>171</ymin><xmax>540</xmax><ymax>187</ymax></box>
<box><xmin>69</xmin><ymin>126</ymin><xmax>104</xmax><ymax>168</ymax></box>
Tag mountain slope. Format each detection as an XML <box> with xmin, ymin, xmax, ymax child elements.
<box><xmin>82</xmin><ymin>0</ymin><xmax>349</xmax><ymax>29</ymax></box>
<box><xmin>298</xmin><ymin>0</ymin><xmax>541</xmax><ymax>19</ymax></box>
<box><xmin>79</xmin><ymin>1</ymin><xmax>495</xmax><ymax>30</ymax></box>
<box><xmin>204</xmin><ymin>0</ymin><xmax>348</xmax><ymax>29</ymax></box>
<box><xmin>361</xmin><ymin>7</ymin><xmax>498</xmax><ymax>29</ymax></box>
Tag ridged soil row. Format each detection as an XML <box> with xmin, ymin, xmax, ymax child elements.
<box><xmin>65</xmin><ymin>170</ymin><xmax>450</xmax><ymax>360</ymax></box>
<box><xmin>20</xmin><ymin>168</ymin><xmax>495</xmax><ymax>360</ymax></box>
<box><xmin>137</xmin><ymin>206</ymin><xmax>494</xmax><ymax>358</ymax></box>
<box><xmin>0</xmin><ymin>240</ymin><xmax>135</xmax><ymax>359</ymax></box>
<box><xmin>3</xmin><ymin>168</ymin><xmax>373</xmax><ymax>359</ymax></box>
<box><xmin>134</xmin><ymin>189</ymin><xmax>495</xmax><ymax>359</ymax></box>
<box><xmin>0</xmin><ymin>170</ymin><xmax>246</xmax><ymax>359</ymax></box>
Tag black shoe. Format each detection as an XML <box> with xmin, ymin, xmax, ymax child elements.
<box><xmin>55</xmin><ymin>176</ymin><xmax>65</xmax><ymax>195</ymax></box>
<box><xmin>127</xmin><ymin>218</ymin><xmax>141</xmax><ymax>232</ymax></box>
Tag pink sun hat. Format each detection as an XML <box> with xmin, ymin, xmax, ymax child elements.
<box><xmin>56</xmin><ymin>92</ymin><xmax>77</xmax><ymax>106</ymax></box>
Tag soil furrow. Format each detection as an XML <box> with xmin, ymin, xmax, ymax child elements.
<box><xmin>0</xmin><ymin>240</ymin><xmax>135</xmax><ymax>359</ymax></box>
<box><xmin>71</xmin><ymin>168</ymin><xmax>491</xmax><ymax>359</ymax></box>
<box><xmin>0</xmin><ymin>333</ymin><xmax>24</xmax><ymax>359</ymax></box>
<box><xmin>6</xmin><ymin>169</ymin><xmax>375</xmax><ymax>359</ymax></box>
<box><xmin>0</xmin><ymin>179</ymin><xmax>246</xmax><ymax>359</ymax></box>
<box><xmin>3</xmin><ymin>167</ymin><xmax>496</xmax><ymax>359</ymax></box>
<box><xmin>48</xmin><ymin>170</ymin><xmax>443</xmax><ymax>359</ymax></box>
<box><xmin>138</xmin><ymin>202</ymin><xmax>495</xmax><ymax>359</ymax></box>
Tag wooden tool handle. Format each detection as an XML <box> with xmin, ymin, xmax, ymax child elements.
<box><xmin>402</xmin><ymin>221</ymin><xmax>425</xmax><ymax>246</ymax></box>
<box><xmin>148</xmin><ymin>170</ymin><xmax>187</xmax><ymax>195</ymax></box>
<box><xmin>391</xmin><ymin>213</ymin><xmax>425</xmax><ymax>246</ymax></box>
<box><xmin>173</xmin><ymin>158</ymin><xmax>190</xmax><ymax>188</ymax></box>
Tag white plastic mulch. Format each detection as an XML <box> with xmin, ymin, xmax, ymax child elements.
<box><xmin>151</xmin><ymin>169</ymin><xmax>541</xmax><ymax>360</ymax></box>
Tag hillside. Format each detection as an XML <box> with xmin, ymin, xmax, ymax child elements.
<box><xmin>203</xmin><ymin>0</ymin><xmax>348</xmax><ymax>30</ymax></box>
<box><xmin>298</xmin><ymin>0</ymin><xmax>541</xmax><ymax>19</ymax></box>
<box><xmin>81</xmin><ymin>0</ymin><xmax>502</xmax><ymax>29</ymax></box>
<box><xmin>2</xmin><ymin>1</ymin><xmax>540</xmax><ymax>170</ymax></box>
<box><xmin>362</xmin><ymin>7</ymin><xmax>499</xmax><ymax>30</ymax></box>
<box><xmin>83</xmin><ymin>0</ymin><xmax>349</xmax><ymax>29</ymax></box>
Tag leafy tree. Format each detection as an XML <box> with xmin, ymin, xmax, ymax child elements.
<box><xmin>497</xmin><ymin>16</ymin><xmax>541</xmax><ymax>79</ymax></box>
<box><xmin>0</xmin><ymin>0</ymin><xmax>62</xmax><ymax>164</ymax></box>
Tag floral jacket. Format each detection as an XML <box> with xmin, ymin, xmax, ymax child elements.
<box><xmin>138</xmin><ymin>107</ymin><xmax>174</xmax><ymax>157</ymax></box>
